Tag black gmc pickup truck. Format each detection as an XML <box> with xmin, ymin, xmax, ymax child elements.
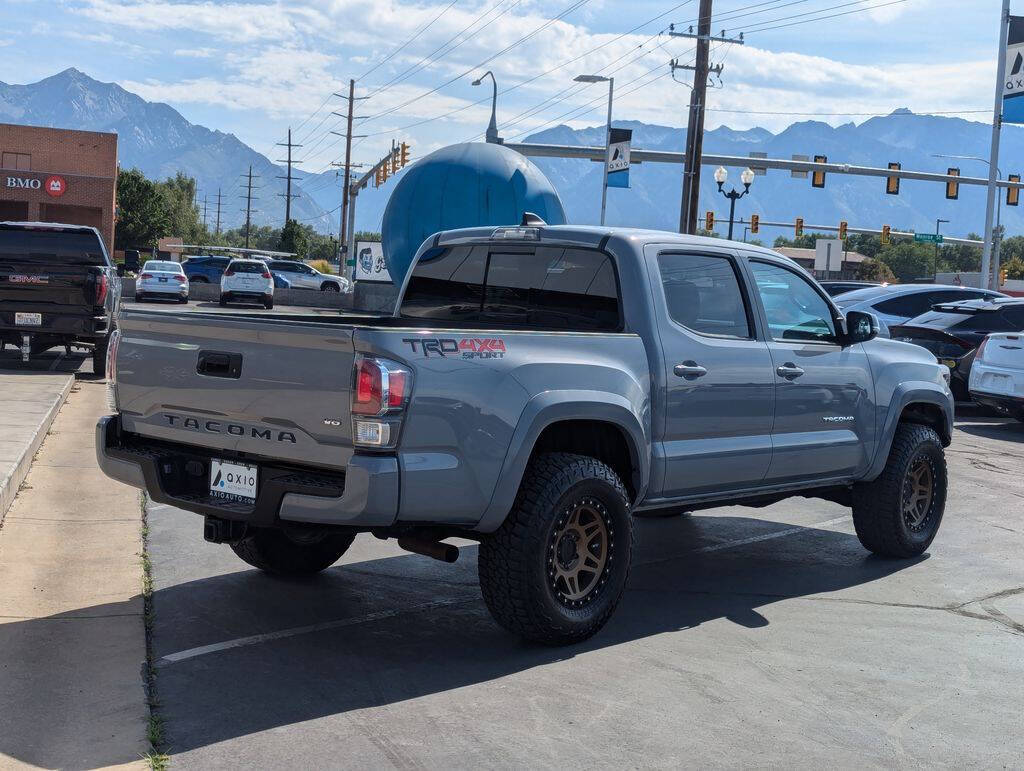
<box><xmin>0</xmin><ymin>222</ymin><xmax>120</xmax><ymax>370</ymax></box>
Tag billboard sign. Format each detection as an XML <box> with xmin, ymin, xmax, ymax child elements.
<box><xmin>814</xmin><ymin>238</ymin><xmax>844</xmax><ymax>273</ymax></box>
<box><xmin>355</xmin><ymin>240</ymin><xmax>391</xmax><ymax>283</ymax></box>
<box><xmin>1004</xmin><ymin>16</ymin><xmax>1024</xmax><ymax>124</ymax></box>
<box><xmin>606</xmin><ymin>127</ymin><xmax>631</xmax><ymax>188</ymax></box>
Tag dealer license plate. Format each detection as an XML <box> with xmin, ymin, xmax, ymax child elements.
<box><xmin>15</xmin><ymin>312</ymin><xmax>42</xmax><ymax>326</ymax></box>
<box><xmin>210</xmin><ymin>459</ymin><xmax>258</xmax><ymax>502</ymax></box>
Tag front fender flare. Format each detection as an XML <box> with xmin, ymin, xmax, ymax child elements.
<box><xmin>865</xmin><ymin>381</ymin><xmax>954</xmax><ymax>481</ymax></box>
<box><xmin>473</xmin><ymin>391</ymin><xmax>649</xmax><ymax>533</ymax></box>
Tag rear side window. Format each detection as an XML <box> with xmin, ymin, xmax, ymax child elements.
<box><xmin>657</xmin><ymin>253</ymin><xmax>750</xmax><ymax>338</ymax></box>
<box><xmin>874</xmin><ymin>292</ymin><xmax>936</xmax><ymax>318</ymax></box>
<box><xmin>0</xmin><ymin>228</ymin><xmax>107</xmax><ymax>266</ymax></box>
<box><xmin>400</xmin><ymin>245</ymin><xmax>620</xmax><ymax>331</ymax></box>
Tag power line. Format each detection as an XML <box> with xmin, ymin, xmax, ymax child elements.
<box><xmin>736</xmin><ymin>0</ymin><xmax>910</xmax><ymax>34</ymax></box>
<box><xmin>357</xmin><ymin>0</ymin><xmax>459</xmax><ymax>82</ymax></box>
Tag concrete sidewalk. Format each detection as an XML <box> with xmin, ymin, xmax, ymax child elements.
<box><xmin>0</xmin><ymin>371</ymin><xmax>74</xmax><ymax>523</ymax></box>
<box><xmin>0</xmin><ymin>378</ymin><xmax>148</xmax><ymax>769</ymax></box>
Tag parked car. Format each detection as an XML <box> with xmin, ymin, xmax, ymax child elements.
<box><xmin>890</xmin><ymin>298</ymin><xmax>1024</xmax><ymax>400</ymax></box>
<box><xmin>0</xmin><ymin>221</ymin><xmax>119</xmax><ymax>371</ymax></box>
<box><xmin>833</xmin><ymin>284</ymin><xmax>1004</xmax><ymax>335</ymax></box>
<box><xmin>181</xmin><ymin>255</ymin><xmax>231</xmax><ymax>283</ymax></box>
<box><xmin>819</xmin><ymin>280</ymin><xmax>882</xmax><ymax>297</ymax></box>
<box><xmin>135</xmin><ymin>260</ymin><xmax>188</xmax><ymax>303</ymax></box>
<box><xmin>265</xmin><ymin>259</ymin><xmax>350</xmax><ymax>292</ymax></box>
<box><xmin>220</xmin><ymin>259</ymin><xmax>274</xmax><ymax>309</ymax></box>
<box><xmin>969</xmin><ymin>331</ymin><xmax>1024</xmax><ymax>420</ymax></box>
<box><xmin>98</xmin><ymin>225</ymin><xmax>955</xmax><ymax>646</ymax></box>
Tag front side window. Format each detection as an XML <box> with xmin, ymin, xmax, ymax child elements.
<box><xmin>750</xmin><ymin>261</ymin><xmax>836</xmax><ymax>343</ymax></box>
<box><xmin>657</xmin><ymin>252</ymin><xmax>750</xmax><ymax>338</ymax></box>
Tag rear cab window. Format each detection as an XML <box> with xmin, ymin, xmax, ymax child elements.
<box><xmin>400</xmin><ymin>244</ymin><xmax>621</xmax><ymax>331</ymax></box>
<box><xmin>0</xmin><ymin>227</ymin><xmax>108</xmax><ymax>266</ymax></box>
<box><xmin>657</xmin><ymin>252</ymin><xmax>751</xmax><ymax>339</ymax></box>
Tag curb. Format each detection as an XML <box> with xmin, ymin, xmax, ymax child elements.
<box><xmin>0</xmin><ymin>375</ymin><xmax>74</xmax><ymax>524</ymax></box>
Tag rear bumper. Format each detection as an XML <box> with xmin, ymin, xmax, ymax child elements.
<box><xmin>95</xmin><ymin>415</ymin><xmax>399</xmax><ymax>527</ymax></box>
<box><xmin>137</xmin><ymin>282</ymin><xmax>188</xmax><ymax>296</ymax></box>
<box><xmin>970</xmin><ymin>391</ymin><xmax>1024</xmax><ymax>418</ymax></box>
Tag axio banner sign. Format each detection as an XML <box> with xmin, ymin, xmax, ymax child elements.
<box><xmin>355</xmin><ymin>240</ymin><xmax>392</xmax><ymax>283</ymax></box>
<box><xmin>606</xmin><ymin>127</ymin><xmax>632</xmax><ymax>189</ymax></box>
<box><xmin>1004</xmin><ymin>16</ymin><xmax>1024</xmax><ymax>124</ymax></box>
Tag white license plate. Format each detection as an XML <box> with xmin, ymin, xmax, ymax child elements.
<box><xmin>987</xmin><ymin>374</ymin><xmax>1012</xmax><ymax>394</ymax></box>
<box><xmin>15</xmin><ymin>312</ymin><xmax>42</xmax><ymax>326</ymax></box>
<box><xmin>210</xmin><ymin>459</ymin><xmax>258</xmax><ymax>502</ymax></box>
<box><xmin>159</xmin><ymin>277</ymin><xmax>168</xmax><ymax>283</ymax></box>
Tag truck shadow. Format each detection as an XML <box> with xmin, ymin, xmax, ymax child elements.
<box><xmin>0</xmin><ymin>514</ymin><xmax>925</xmax><ymax>767</ymax></box>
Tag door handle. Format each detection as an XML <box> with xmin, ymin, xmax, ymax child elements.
<box><xmin>674</xmin><ymin>362</ymin><xmax>707</xmax><ymax>379</ymax></box>
<box><xmin>776</xmin><ymin>363</ymin><xmax>804</xmax><ymax>380</ymax></box>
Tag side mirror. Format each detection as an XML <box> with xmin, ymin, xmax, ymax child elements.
<box><xmin>845</xmin><ymin>310</ymin><xmax>879</xmax><ymax>344</ymax></box>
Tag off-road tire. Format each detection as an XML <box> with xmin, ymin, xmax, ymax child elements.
<box><xmin>852</xmin><ymin>423</ymin><xmax>946</xmax><ymax>557</ymax></box>
<box><xmin>230</xmin><ymin>527</ymin><xmax>356</xmax><ymax>575</ymax></box>
<box><xmin>92</xmin><ymin>336</ymin><xmax>109</xmax><ymax>377</ymax></box>
<box><xmin>478</xmin><ymin>452</ymin><xmax>633</xmax><ymax>645</ymax></box>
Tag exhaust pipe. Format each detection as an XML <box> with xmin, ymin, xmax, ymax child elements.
<box><xmin>398</xmin><ymin>537</ymin><xmax>459</xmax><ymax>563</ymax></box>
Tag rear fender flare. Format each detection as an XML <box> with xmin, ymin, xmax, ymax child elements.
<box><xmin>474</xmin><ymin>391</ymin><xmax>649</xmax><ymax>532</ymax></box>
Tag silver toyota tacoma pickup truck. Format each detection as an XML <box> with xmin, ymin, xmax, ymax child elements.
<box><xmin>97</xmin><ymin>225</ymin><xmax>954</xmax><ymax>645</ymax></box>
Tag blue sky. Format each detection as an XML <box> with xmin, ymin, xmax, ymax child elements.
<box><xmin>0</xmin><ymin>0</ymin><xmax>1009</xmax><ymax>176</ymax></box>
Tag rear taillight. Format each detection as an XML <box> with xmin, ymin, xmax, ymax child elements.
<box><xmin>975</xmin><ymin>335</ymin><xmax>990</xmax><ymax>362</ymax></box>
<box><xmin>140</xmin><ymin>273</ymin><xmax>153</xmax><ymax>280</ymax></box>
<box><xmin>225</xmin><ymin>269</ymin><xmax>235</xmax><ymax>276</ymax></box>
<box><xmin>351</xmin><ymin>355</ymin><xmax>412</xmax><ymax>448</ymax></box>
<box><xmin>94</xmin><ymin>273</ymin><xmax>108</xmax><ymax>305</ymax></box>
<box><xmin>105</xmin><ymin>328</ymin><xmax>121</xmax><ymax>410</ymax></box>
<box><xmin>174</xmin><ymin>274</ymin><xmax>187</xmax><ymax>282</ymax></box>
<box><xmin>262</xmin><ymin>271</ymin><xmax>272</xmax><ymax>279</ymax></box>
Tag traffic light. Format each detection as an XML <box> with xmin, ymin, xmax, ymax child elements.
<box><xmin>886</xmin><ymin>162</ymin><xmax>901</xmax><ymax>195</ymax></box>
<box><xmin>1000</xmin><ymin>268</ymin><xmax>1008</xmax><ymax>285</ymax></box>
<box><xmin>380</xmin><ymin>160</ymin><xmax>390</xmax><ymax>183</ymax></box>
<box><xmin>945</xmin><ymin>167</ymin><xmax>960</xmax><ymax>200</ymax></box>
<box><xmin>400</xmin><ymin>142</ymin><xmax>411</xmax><ymax>167</ymax></box>
<box><xmin>795</xmin><ymin>217</ymin><xmax>804</xmax><ymax>237</ymax></box>
<box><xmin>705</xmin><ymin>211</ymin><xmax>715</xmax><ymax>231</ymax></box>
<box><xmin>1008</xmin><ymin>174</ymin><xmax>1020</xmax><ymax>207</ymax></box>
<box><xmin>750</xmin><ymin>214</ymin><xmax>759</xmax><ymax>234</ymax></box>
<box><xmin>374</xmin><ymin>166</ymin><xmax>383</xmax><ymax>187</ymax></box>
<box><xmin>812</xmin><ymin>155</ymin><xmax>827</xmax><ymax>188</ymax></box>
<box><xmin>881</xmin><ymin>225</ymin><xmax>891</xmax><ymax>245</ymax></box>
<box><xmin>391</xmin><ymin>149</ymin><xmax>400</xmax><ymax>175</ymax></box>
<box><xmin>838</xmin><ymin>220</ymin><xmax>848</xmax><ymax>240</ymax></box>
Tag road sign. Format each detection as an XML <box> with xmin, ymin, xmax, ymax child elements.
<box><xmin>914</xmin><ymin>233</ymin><xmax>944</xmax><ymax>244</ymax></box>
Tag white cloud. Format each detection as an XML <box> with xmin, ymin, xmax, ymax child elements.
<box><xmin>172</xmin><ymin>47</ymin><xmax>216</xmax><ymax>59</ymax></box>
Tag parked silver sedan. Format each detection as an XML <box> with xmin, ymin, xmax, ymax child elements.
<box><xmin>832</xmin><ymin>283</ymin><xmax>1003</xmax><ymax>335</ymax></box>
<box><xmin>136</xmin><ymin>260</ymin><xmax>189</xmax><ymax>303</ymax></box>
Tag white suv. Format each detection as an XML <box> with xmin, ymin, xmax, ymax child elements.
<box><xmin>220</xmin><ymin>259</ymin><xmax>274</xmax><ymax>309</ymax></box>
<box><xmin>266</xmin><ymin>259</ymin><xmax>350</xmax><ymax>292</ymax></box>
<box><xmin>970</xmin><ymin>331</ymin><xmax>1024</xmax><ymax>421</ymax></box>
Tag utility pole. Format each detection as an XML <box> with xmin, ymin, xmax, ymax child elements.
<box><xmin>982</xmin><ymin>0</ymin><xmax>1012</xmax><ymax>289</ymax></box>
<box><xmin>202</xmin><ymin>194</ymin><xmax>208</xmax><ymax>230</ymax></box>
<box><xmin>276</xmin><ymin>128</ymin><xmax>302</xmax><ymax>225</ymax></box>
<box><xmin>240</xmin><ymin>165</ymin><xmax>258</xmax><ymax>249</ymax></box>
<box><xmin>215</xmin><ymin>187</ymin><xmax>222</xmax><ymax>235</ymax></box>
<box><xmin>330</xmin><ymin>82</ymin><xmax>368</xmax><ymax>257</ymax></box>
<box><xmin>671</xmin><ymin>3</ymin><xmax>743</xmax><ymax>234</ymax></box>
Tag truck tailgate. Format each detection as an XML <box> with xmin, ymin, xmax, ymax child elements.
<box><xmin>115</xmin><ymin>310</ymin><xmax>357</xmax><ymax>470</ymax></box>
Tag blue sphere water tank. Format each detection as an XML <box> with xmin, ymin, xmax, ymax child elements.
<box><xmin>381</xmin><ymin>142</ymin><xmax>566</xmax><ymax>283</ymax></box>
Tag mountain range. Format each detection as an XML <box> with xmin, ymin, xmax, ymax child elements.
<box><xmin>4</xmin><ymin>68</ymin><xmax>1024</xmax><ymax>241</ymax></box>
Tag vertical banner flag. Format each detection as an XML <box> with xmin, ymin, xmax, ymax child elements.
<box><xmin>606</xmin><ymin>128</ymin><xmax>632</xmax><ymax>188</ymax></box>
<box><xmin>354</xmin><ymin>241</ymin><xmax>392</xmax><ymax>283</ymax></box>
<box><xmin>1005</xmin><ymin>16</ymin><xmax>1024</xmax><ymax>124</ymax></box>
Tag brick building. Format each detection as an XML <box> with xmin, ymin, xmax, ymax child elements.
<box><xmin>0</xmin><ymin>123</ymin><xmax>117</xmax><ymax>252</ymax></box>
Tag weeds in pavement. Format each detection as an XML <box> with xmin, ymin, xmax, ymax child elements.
<box><xmin>140</xmin><ymin>491</ymin><xmax>170</xmax><ymax>769</ymax></box>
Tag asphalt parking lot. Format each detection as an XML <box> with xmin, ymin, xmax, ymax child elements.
<box><xmin>144</xmin><ymin>411</ymin><xmax>1024</xmax><ymax>768</ymax></box>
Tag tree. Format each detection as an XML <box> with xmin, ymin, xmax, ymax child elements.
<box><xmin>857</xmin><ymin>259</ymin><xmax>896</xmax><ymax>283</ymax></box>
<box><xmin>279</xmin><ymin>219</ymin><xmax>310</xmax><ymax>257</ymax></box>
<box><xmin>845</xmin><ymin>233</ymin><xmax>881</xmax><ymax>259</ymax></box>
<box><xmin>159</xmin><ymin>172</ymin><xmax>204</xmax><ymax>244</ymax></box>
<box><xmin>1002</xmin><ymin>256</ymin><xmax>1024</xmax><ymax>280</ymax></box>
<box><xmin>877</xmin><ymin>242</ymin><xmax>935</xmax><ymax>283</ymax></box>
<box><xmin>773</xmin><ymin>232</ymin><xmax>829</xmax><ymax>249</ymax></box>
<box><xmin>115</xmin><ymin>168</ymin><xmax>170</xmax><ymax>250</ymax></box>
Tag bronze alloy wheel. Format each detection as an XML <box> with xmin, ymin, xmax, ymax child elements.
<box><xmin>901</xmin><ymin>454</ymin><xmax>935</xmax><ymax>532</ymax></box>
<box><xmin>547</xmin><ymin>497</ymin><xmax>614</xmax><ymax>608</ymax></box>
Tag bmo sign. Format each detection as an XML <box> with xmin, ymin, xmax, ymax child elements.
<box><xmin>5</xmin><ymin>174</ymin><xmax>67</xmax><ymax>197</ymax></box>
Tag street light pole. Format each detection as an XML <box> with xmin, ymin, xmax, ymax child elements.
<box><xmin>714</xmin><ymin>166</ymin><xmax>755</xmax><ymax>240</ymax></box>
<box><xmin>935</xmin><ymin>218</ymin><xmax>949</xmax><ymax>266</ymax></box>
<box><xmin>472</xmin><ymin>71</ymin><xmax>500</xmax><ymax>144</ymax></box>
<box><xmin>574</xmin><ymin>74</ymin><xmax>614</xmax><ymax>225</ymax></box>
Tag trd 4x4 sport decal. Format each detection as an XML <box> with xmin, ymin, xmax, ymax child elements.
<box><xmin>402</xmin><ymin>337</ymin><xmax>507</xmax><ymax>359</ymax></box>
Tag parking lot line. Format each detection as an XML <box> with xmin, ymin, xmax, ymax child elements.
<box><xmin>695</xmin><ymin>515</ymin><xmax>849</xmax><ymax>553</ymax></box>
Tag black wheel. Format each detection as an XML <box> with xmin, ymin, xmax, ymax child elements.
<box><xmin>135</xmin><ymin>292</ymin><xmax>145</xmax><ymax>302</ymax></box>
<box><xmin>92</xmin><ymin>336</ymin><xmax>109</xmax><ymax>376</ymax></box>
<box><xmin>852</xmin><ymin>424</ymin><xmax>947</xmax><ymax>557</ymax></box>
<box><xmin>219</xmin><ymin>295</ymin><xmax>228</xmax><ymax>307</ymax></box>
<box><xmin>478</xmin><ymin>452</ymin><xmax>633</xmax><ymax>645</ymax></box>
<box><xmin>264</xmin><ymin>297</ymin><xmax>274</xmax><ymax>309</ymax></box>
<box><xmin>230</xmin><ymin>527</ymin><xmax>356</xmax><ymax>575</ymax></box>
<box><xmin>178</xmin><ymin>295</ymin><xmax>189</xmax><ymax>304</ymax></box>
<box><xmin>321</xmin><ymin>282</ymin><xmax>340</xmax><ymax>292</ymax></box>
